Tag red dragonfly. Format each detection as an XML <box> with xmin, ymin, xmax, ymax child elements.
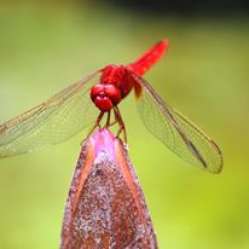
<box><xmin>0</xmin><ymin>39</ymin><xmax>223</xmax><ymax>173</ymax></box>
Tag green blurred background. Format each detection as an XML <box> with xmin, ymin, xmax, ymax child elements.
<box><xmin>0</xmin><ymin>1</ymin><xmax>249</xmax><ymax>248</ymax></box>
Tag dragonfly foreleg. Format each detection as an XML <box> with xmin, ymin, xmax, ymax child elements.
<box><xmin>114</xmin><ymin>106</ymin><xmax>127</xmax><ymax>143</ymax></box>
<box><xmin>105</xmin><ymin>111</ymin><xmax>111</xmax><ymax>127</ymax></box>
<box><xmin>83</xmin><ymin>112</ymin><xmax>105</xmax><ymax>144</ymax></box>
<box><xmin>106</xmin><ymin>110</ymin><xmax>118</xmax><ymax>127</ymax></box>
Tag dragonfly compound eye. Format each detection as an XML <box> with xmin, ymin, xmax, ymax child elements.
<box><xmin>91</xmin><ymin>84</ymin><xmax>121</xmax><ymax>112</ymax></box>
<box><xmin>104</xmin><ymin>84</ymin><xmax>121</xmax><ymax>105</ymax></box>
<box><xmin>94</xmin><ymin>95</ymin><xmax>113</xmax><ymax>112</ymax></box>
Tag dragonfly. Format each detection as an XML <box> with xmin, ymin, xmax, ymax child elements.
<box><xmin>0</xmin><ymin>39</ymin><xmax>223</xmax><ymax>173</ymax></box>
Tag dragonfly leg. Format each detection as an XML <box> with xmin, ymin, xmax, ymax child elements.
<box><xmin>83</xmin><ymin>112</ymin><xmax>105</xmax><ymax>144</ymax></box>
<box><xmin>106</xmin><ymin>110</ymin><xmax>120</xmax><ymax>127</ymax></box>
<box><xmin>114</xmin><ymin>106</ymin><xmax>127</xmax><ymax>143</ymax></box>
<box><xmin>105</xmin><ymin>111</ymin><xmax>111</xmax><ymax>127</ymax></box>
<box><xmin>108</xmin><ymin>120</ymin><xmax>118</xmax><ymax>127</ymax></box>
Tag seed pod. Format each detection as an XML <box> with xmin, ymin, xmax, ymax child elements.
<box><xmin>60</xmin><ymin>128</ymin><xmax>158</xmax><ymax>249</ymax></box>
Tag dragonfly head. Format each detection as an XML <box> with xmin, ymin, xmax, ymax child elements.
<box><xmin>91</xmin><ymin>83</ymin><xmax>121</xmax><ymax>112</ymax></box>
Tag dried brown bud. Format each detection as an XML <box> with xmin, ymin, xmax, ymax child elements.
<box><xmin>60</xmin><ymin>128</ymin><xmax>158</xmax><ymax>249</ymax></box>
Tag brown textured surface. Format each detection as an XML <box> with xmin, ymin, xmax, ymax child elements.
<box><xmin>60</xmin><ymin>129</ymin><xmax>158</xmax><ymax>249</ymax></box>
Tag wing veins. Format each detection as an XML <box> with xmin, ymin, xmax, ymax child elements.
<box><xmin>146</xmin><ymin>80</ymin><xmax>208</xmax><ymax>168</ymax></box>
<box><xmin>133</xmin><ymin>73</ymin><xmax>223</xmax><ymax>173</ymax></box>
<box><xmin>0</xmin><ymin>71</ymin><xmax>98</xmax><ymax>137</ymax></box>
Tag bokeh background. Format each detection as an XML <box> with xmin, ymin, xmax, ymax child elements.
<box><xmin>0</xmin><ymin>1</ymin><xmax>249</xmax><ymax>248</ymax></box>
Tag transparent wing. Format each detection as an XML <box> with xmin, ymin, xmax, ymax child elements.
<box><xmin>0</xmin><ymin>71</ymin><xmax>100</xmax><ymax>158</ymax></box>
<box><xmin>133</xmin><ymin>74</ymin><xmax>223</xmax><ymax>173</ymax></box>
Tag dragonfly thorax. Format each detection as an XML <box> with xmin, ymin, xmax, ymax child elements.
<box><xmin>101</xmin><ymin>65</ymin><xmax>134</xmax><ymax>97</ymax></box>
